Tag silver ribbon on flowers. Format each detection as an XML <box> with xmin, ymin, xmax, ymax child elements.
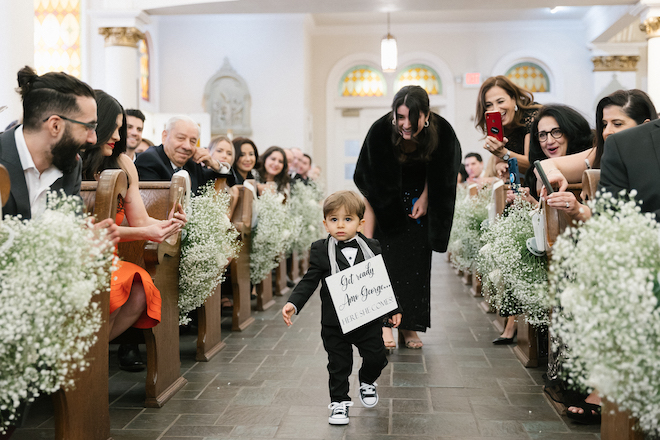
<box><xmin>328</xmin><ymin>236</ymin><xmax>375</xmax><ymax>275</ymax></box>
<box><xmin>527</xmin><ymin>199</ymin><xmax>547</xmax><ymax>256</ymax></box>
<box><xmin>0</xmin><ymin>225</ymin><xmax>15</xmax><ymax>255</ymax></box>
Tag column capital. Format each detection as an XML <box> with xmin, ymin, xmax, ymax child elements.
<box><xmin>640</xmin><ymin>17</ymin><xmax>660</xmax><ymax>38</ymax></box>
<box><xmin>98</xmin><ymin>26</ymin><xmax>144</xmax><ymax>48</ymax></box>
<box><xmin>591</xmin><ymin>55</ymin><xmax>640</xmax><ymax>72</ymax></box>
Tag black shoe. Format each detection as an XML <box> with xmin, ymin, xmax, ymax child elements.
<box><xmin>492</xmin><ymin>336</ymin><xmax>515</xmax><ymax>345</ymax></box>
<box><xmin>118</xmin><ymin>344</ymin><xmax>145</xmax><ymax>372</ymax></box>
<box><xmin>286</xmin><ymin>280</ymin><xmax>295</xmax><ymax>288</ymax></box>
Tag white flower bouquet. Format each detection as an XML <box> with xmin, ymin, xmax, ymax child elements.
<box><xmin>179</xmin><ymin>183</ymin><xmax>240</xmax><ymax>325</ymax></box>
<box><xmin>0</xmin><ymin>193</ymin><xmax>115</xmax><ymax>433</ymax></box>
<box><xmin>551</xmin><ymin>191</ymin><xmax>660</xmax><ymax>435</ymax></box>
<box><xmin>448</xmin><ymin>185</ymin><xmax>492</xmax><ymax>272</ymax></box>
<box><xmin>288</xmin><ymin>181</ymin><xmax>324</xmax><ymax>255</ymax></box>
<box><xmin>250</xmin><ymin>189</ymin><xmax>300</xmax><ymax>285</ymax></box>
<box><xmin>477</xmin><ymin>196</ymin><xmax>549</xmax><ymax>326</ymax></box>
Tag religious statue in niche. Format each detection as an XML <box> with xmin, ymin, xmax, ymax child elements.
<box><xmin>203</xmin><ymin>57</ymin><xmax>252</xmax><ymax>137</ymax></box>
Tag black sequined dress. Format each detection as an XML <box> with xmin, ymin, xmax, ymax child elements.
<box><xmin>375</xmin><ymin>160</ymin><xmax>431</xmax><ymax>332</ymax></box>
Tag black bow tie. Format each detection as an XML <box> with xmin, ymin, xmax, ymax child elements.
<box><xmin>337</xmin><ymin>240</ymin><xmax>359</xmax><ymax>250</ymax></box>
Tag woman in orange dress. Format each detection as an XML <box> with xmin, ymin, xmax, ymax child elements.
<box><xmin>81</xmin><ymin>90</ymin><xmax>186</xmax><ymax>369</ymax></box>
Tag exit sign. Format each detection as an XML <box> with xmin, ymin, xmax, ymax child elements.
<box><xmin>464</xmin><ymin>72</ymin><xmax>481</xmax><ymax>88</ymax></box>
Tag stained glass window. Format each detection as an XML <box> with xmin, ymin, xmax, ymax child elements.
<box><xmin>34</xmin><ymin>0</ymin><xmax>81</xmax><ymax>78</ymax></box>
<box><xmin>394</xmin><ymin>64</ymin><xmax>441</xmax><ymax>95</ymax></box>
<box><xmin>139</xmin><ymin>36</ymin><xmax>150</xmax><ymax>102</ymax></box>
<box><xmin>339</xmin><ymin>66</ymin><xmax>386</xmax><ymax>97</ymax></box>
<box><xmin>505</xmin><ymin>62</ymin><xmax>550</xmax><ymax>93</ymax></box>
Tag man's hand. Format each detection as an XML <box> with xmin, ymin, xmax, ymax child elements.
<box><xmin>282</xmin><ymin>303</ymin><xmax>296</xmax><ymax>326</ymax></box>
<box><xmin>192</xmin><ymin>147</ymin><xmax>221</xmax><ymax>171</ymax></box>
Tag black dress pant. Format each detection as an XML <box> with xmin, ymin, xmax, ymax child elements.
<box><xmin>321</xmin><ymin>321</ymin><xmax>387</xmax><ymax>403</ymax></box>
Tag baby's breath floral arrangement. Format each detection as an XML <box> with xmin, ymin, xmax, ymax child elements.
<box><xmin>448</xmin><ymin>185</ymin><xmax>492</xmax><ymax>272</ymax></box>
<box><xmin>250</xmin><ymin>189</ymin><xmax>301</xmax><ymax>285</ymax></box>
<box><xmin>477</xmin><ymin>196</ymin><xmax>549</xmax><ymax>326</ymax></box>
<box><xmin>551</xmin><ymin>191</ymin><xmax>660</xmax><ymax>435</ymax></box>
<box><xmin>288</xmin><ymin>181</ymin><xmax>324</xmax><ymax>255</ymax></box>
<box><xmin>179</xmin><ymin>183</ymin><xmax>240</xmax><ymax>325</ymax></box>
<box><xmin>0</xmin><ymin>193</ymin><xmax>115</xmax><ymax>433</ymax></box>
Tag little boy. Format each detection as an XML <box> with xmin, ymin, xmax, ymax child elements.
<box><xmin>282</xmin><ymin>190</ymin><xmax>401</xmax><ymax>425</ymax></box>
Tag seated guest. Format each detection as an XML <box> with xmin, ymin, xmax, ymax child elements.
<box><xmin>232</xmin><ymin>137</ymin><xmax>259</xmax><ymax>185</ymax></box>
<box><xmin>1</xmin><ymin>66</ymin><xmax>97</xmax><ymax>219</ymax></box>
<box><xmin>457</xmin><ymin>163</ymin><xmax>468</xmax><ymax>183</ymax></box>
<box><xmin>254</xmin><ymin>146</ymin><xmax>290</xmax><ymax>195</ymax></box>
<box><xmin>293</xmin><ymin>153</ymin><xmax>312</xmax><ymax>185</ymax></box>
<box><xmin>464</xmin><ymin>152</ymin><xmax>485</xmax><ymax>184</ymax></box>
<box><xmin>309</xmin><ymin>165</ymin><xmax>322</xmax><ymax>181</ymax></box>
<box><xmin>137</xmin><ymin>137</ymin><xmax>153</xmax><ymax>154</ymax></box>
<box><xmin>540</xmin><ymin>90</ymin><xmax>656</xmax><ymax>222</ymax></box>
<box><xmin>81</xmin><ymin>90</ymin><xmax>186</xmax><ymax>371</ymax></box>
<box><xmin>285</xmin><ymin>148</ymin><xmax>296</xmax><ymax>178</ymax></box>
<box><xmin>290</xmin><ymin>147</ymin><xmax>303</xmax><ymax>178</ymax></box>
<box><xmin>125</xmin><ymin>109</ymin><xmax>145</xmax><ymax>161</ymax></box>
<box><xmin>135</xmin><ymin>115</ymin><xmax>228</xmax><ymax>194</ymax></box>
<box><xmin>207</xmin><ymin>135</ymin><xmax>236</xmax><ymax>186</ymax></box>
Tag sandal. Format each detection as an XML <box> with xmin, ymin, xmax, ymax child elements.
<box><xmin>566</xmin><ymin>402</ymin><xmax>601</xmax><ymax>425</ymax></box>
<box><xmin>398</xmin><ymin>331</ymin><xmax>423</xmax><ymax>349</ymax></box>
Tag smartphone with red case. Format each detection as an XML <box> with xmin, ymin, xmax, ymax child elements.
<box><xmin>485</xmin><ymin>111</ymin><xmax>504</xmax><ymax>142</ymax></box>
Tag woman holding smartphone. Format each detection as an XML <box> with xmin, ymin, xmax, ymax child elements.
<box><xmin>475</xmin><ymin>76</ymin><xmax>541</xmax><ymax>174</ymax></box>
<box><xmin>354</xmin><ymin>85</ymin><xmax>461</xmax><ymax>349</ymax></box>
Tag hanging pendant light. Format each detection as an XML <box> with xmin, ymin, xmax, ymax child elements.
<box><xmin>381</xmin><ymin>13</ymin><xmax>397</xmax><ymax>72</ymax></box>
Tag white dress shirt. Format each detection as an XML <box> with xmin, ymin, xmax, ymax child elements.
<box><xmin>14</xmin><ymin>126</ymin><xmax>63</xmax><ymax>219</ymax></box>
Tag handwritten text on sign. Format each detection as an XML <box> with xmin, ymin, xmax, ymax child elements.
<box><xmin>325</xmin><ymin>255</ymin><xmax>398</xmax><ymax>334</ymax></box>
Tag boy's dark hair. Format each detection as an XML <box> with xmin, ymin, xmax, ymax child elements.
<box><xmin>125</xmin><ymin>108</ymin><xmax>145</xmax><ymax>122</ymax></box>
<box><xmin>464</xmin><ymin>152</ymin><xmax>483</xmax><ymax>162</ymax></box>
<box><xmin>323</xmin><ymin>191</ymin><xmax>366</xmax><ymax>219</ymax></box>
<box><xmin>17</xmin><ymin>66</ymin><xmax>95</xmax><ymax>131</ymax></box>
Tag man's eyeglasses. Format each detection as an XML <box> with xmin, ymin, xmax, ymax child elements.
<box><xmin>536</xmin><ymin>127</ymin><xmax>563</xmax><ymax>142</ymax></box>
<box><xmin>43</xmin><ymin>115</ymin><xmax>98</xmax><ymax>131</ymax></box>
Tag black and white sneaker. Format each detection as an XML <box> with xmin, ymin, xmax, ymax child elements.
<box><xmin>328</xmin><ymin>401</ymin><xmax>353</xmax><ymax>425</ymax></box>
<box><xmin>359</xmin><ymin>382</ymin><xmax>378</xmax><ymax>407</ymax></box>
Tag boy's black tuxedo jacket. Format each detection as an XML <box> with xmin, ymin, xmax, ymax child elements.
<box><xmin>288</xmin><ymin>233</ymin><xmax>385</xmax><ymax>327</ymax></box>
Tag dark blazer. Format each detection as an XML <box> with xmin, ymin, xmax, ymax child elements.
<box><xmin>0</xmin><ymin>126</ymin><xmax>82</xmax><ymax>219</ymax></box>
<box><xmin>599</xmin><ymin>119</ymin><xmax>660</xmax><ymax>219</ymax></box>
<box><xmin>354</xmin><ymin>113</ymin><xmax>461</xmax><ymax>252</ymax></box>
<box><xmin>134</xmin><ymin>144</ymin><xmax>232</xmax><ymax>194</ymax></box>
<box><xmin>288</xmin><ymin>233</ymin><xmax>397</xmax><ymax>327</ymax></box>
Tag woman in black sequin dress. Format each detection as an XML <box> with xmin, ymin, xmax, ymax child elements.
<box><xmin>354</xmin><ymin>86</ymin><xmax>461</xmax><ymax>349</ymax></box>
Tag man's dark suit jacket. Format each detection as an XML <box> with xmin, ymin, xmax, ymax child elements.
<box><xmin>288</xmin><ymin>233</ymin><xmax>397</xmax><ymax>327</ymax></box>
<box><xmin>0</xmin><ymin>126</ymin><xmax>82</xmax><ymax>219</ymax></box>
<box><xmin>134</xmin><ymin>144</ymin><xmax>229</xmax><ymax>194</ymax></box>
<box><xmin>599</xmin><ymin>119</ymin><xmax>660</xmax><ymax>219</ymax></box>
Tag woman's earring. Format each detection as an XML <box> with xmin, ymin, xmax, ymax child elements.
<box><xmin>424</xmin><ymin>120</ymin><xmax>429</xmax><ymax>128</ymax></box>
<box><xmin>514</xmin><ymin>104</ymin><xmax>519</xmax><ymax>112</ymax></box>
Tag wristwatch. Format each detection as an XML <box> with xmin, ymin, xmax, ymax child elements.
<box><xmin>501</xmin><ymin>150</ymin><xmax>510</xmax><ymax>161</ymax></box>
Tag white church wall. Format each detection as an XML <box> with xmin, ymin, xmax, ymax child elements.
<box><xmin>156</xmin><ymin>14</ymin><xmax>307</xmax><ymax>151</ymax></box>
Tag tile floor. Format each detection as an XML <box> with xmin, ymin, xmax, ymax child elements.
<box><xmin>12</xmin><ymin>254</ymin><xmax>601</xmax><ymax>439</ymax></box>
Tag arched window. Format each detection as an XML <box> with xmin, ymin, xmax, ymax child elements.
<box><xmin>394</xmin><ymin>64</ymin><xmax>441</xmax><ymax>95</ymax></box>
<box><xmin>338</xmin><ymin>66</ymin><xmax>386</xmax><ymax>97</ymax></box>
<box><xmin>34</xmin><ymin>0</ymin><xmax>81</xmax><ymax>77</ymax></box>
<box><xmin>139</xmin><ymin>36</ymin><xmax>150</xmax><ymax>102</ymax></box>
<box><xmin>505</xmin><ymin>62</ymin><xmax>550</xmax><ymax>93</ymax></box>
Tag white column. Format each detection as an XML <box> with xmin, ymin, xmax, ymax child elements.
<box><xmin>98</xmin><ymin>27</ymin><xmax>144</xmax><ymax>109</ymax></box>
<box><xmin>642</xmin><ymin>17</ymin><xmax>660</xmax><ymax>107</ymax></box>
<box><xmin>0</xmin><ymin>1</ymin><xmax>34</xmax><ymax>128</ymax></box>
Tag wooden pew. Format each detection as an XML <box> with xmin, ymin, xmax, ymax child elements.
<box><xmin>57</xmin><ymin>169</ymin><xmax>126</xmax><ymax>440</ymax></box>
<box><xmin>0</xmin><ymin>164</ymin><xmax>9</xmax><ymax>213</ymax></box>
<box><xmin>582</xmin><ymin>169</ymin><xmax>600</xmax><ymax>201</ymax></box>
<box><xmin>274</xmin><ymin>254</ymin><xmax>288</xmax><ymax>296</ymax></box>
<box><xmin>112</xmin><ymin>177</ymin><xmax>188</xmax><ymax>407</ymax></box>
<box><xmin>288</xmin><ymin>251</ymin><xmax>301</xmax><ymax>284</ymax></box>
<box><xmin>227</xmin><ymin>185</ymin><xmax>255</xmax><ymax>331</ymax></box>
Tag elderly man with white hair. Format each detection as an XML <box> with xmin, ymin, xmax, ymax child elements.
<box><xmin>135</xmin><ymin>115</ymin><xmax>230</xmax><ymax>193</ymax></box>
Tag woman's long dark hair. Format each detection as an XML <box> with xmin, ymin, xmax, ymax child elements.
<box><xmin>593</xmin><ymin>89</ymin><xmax>657</xmax><ymax>169</ymax></box>
<box><xmin>525</xmin><ymin>104</ymin><xmax>594</xmax><ymax>198</ymax></box>
<box><xmin>255</xmin><ymin>146</ymin><xmax>289</xmax><ymax>192</ymax></box>
<box><xmin>81</xmin><ymin>89</ymin><xmax>127</xmax><ymax>181</ymax></box>
<box><xmin>390</xmin><ymin>85</ymin><xmax>438</xmax><ymax>162</ymax></box>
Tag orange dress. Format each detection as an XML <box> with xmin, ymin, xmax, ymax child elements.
<box><xmin>110</xmin><ymin>203</ymin><xmax>162</xmax><ymax>329</ymax></box>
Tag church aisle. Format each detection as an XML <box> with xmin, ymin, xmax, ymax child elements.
<box><xmin>12</xmin><ymin>255</ymin><xmax>601</xmax><ymax>440</ymax></box>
